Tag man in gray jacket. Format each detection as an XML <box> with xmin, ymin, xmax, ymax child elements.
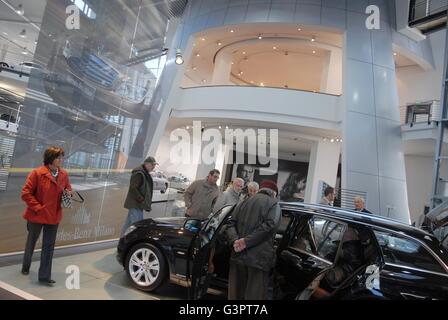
<box><xmin>184</xmin><ymin>169</ymin><xmax>220</xmax><ymax>219</ymax></box>
<box><xmin>121</xmin><ymin>156</ymin><xmax>156</xmax><ymax>235</ymax></box>
<box><xmin>226</xmin><ymin>180</ymin><xmax>281</xmax><ymax>300</ymax></box>
<box><xmin>213</xmin><ymin>177</ymin><xmax>244</xmax><ymax>211</ymax></box>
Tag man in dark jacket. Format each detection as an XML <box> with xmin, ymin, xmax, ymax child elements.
<box><xmin>121</xmin><ymin>156</ymin><xmax>157</xmax><ymax>235</ymax></box>
<box><xmin>226</xmin><ymin>180</ymin><xmax>281</xmax><ymax>300</ymax></box>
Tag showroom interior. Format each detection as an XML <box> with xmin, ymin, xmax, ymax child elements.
<box><xmin>0</xmin><ymin>0</ymin><xmax>448</xmax><ymax>300</ymax></box>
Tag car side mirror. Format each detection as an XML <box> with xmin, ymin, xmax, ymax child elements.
<box><xmin>184</xmin><ymin>218</ymin><xmax>201</xmax><ymax>233</ymax></box>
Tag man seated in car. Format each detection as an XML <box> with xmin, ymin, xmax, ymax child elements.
<box><xmin>302</xmin><ymin>226</ymin><xmax>364</xmax><ymax>300</ymax></box>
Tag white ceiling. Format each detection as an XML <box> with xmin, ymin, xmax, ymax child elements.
<box><xmin>0</xmin><ymin>0</ymin><xmax>45</xmax><ymax>57</ymax></box>
<box><xmin>165</xmin><ymin>117</ymin><xmax>344</xmax><ymax>156</ymax></box>
<box><xmin>181</xmin><ymin>23</ymin><xmax>342</xmax><ymax>90</ymax></box>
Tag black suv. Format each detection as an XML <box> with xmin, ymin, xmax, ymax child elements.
<box><xmin>117</xmin><ymin>203</ymin><xmax>448</xmax><ymax>300</ymax></box>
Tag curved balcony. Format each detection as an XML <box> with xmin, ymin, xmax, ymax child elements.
<box><xmin>171</xmin><ymin>85</ymin><xmax>341</xmax><ymax>131</ymax></box>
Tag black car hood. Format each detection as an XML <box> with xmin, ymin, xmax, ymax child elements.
<box><xmin>151</xmin><ymin>217</ymin><xmax>187</xmax><ymax>227</ymax></box>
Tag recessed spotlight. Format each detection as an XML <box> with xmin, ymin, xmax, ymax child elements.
<box><xmin>312</xmin><ymin>50</ymin><xmax>316</xmax><ymax>54</ymax></box>
<box><xmin>330</xmin><ymin>139</ymin><xmax>335</xmax><ymax>143</ymax></box>
<box><xmin>202</xmin><ymin>79</ymin><xmax>206</xmax><ymax>83</ymax></box>
<box><xmin>192</xmin><ymin>66</ymin><xmax>197</xmax><ymax>71</ymax></box>
<box><xmin>258</xmin><ymin>34</ymin><xmax>262</xmax><ymax>40</ymax></box>
<box><xmin>19</xmin><ymin>29</ymin><xmax>26</xmax><ymax>38</ymax></box>
<box><xmin>16</xmin><ymin>4</ymin><xmax>24</xmax><ymax>15</ymax></box>
<box><xmin>217</xmin><ymin>41</ymin><xmax>222</xmax><ymax>46</ymax></box>
<box><xmin>260</xmin><ymin>82</ymin><xmax>265</xmax><ymax>86</ymax></box>
<box><xmin>311</xmin><ymin>36</ymin><xmax>316</xmax><ymax>42</ymax></box>
<box><xmin>201</xmin><ymin>37</ymin><xmax>206</xmax><ymax>41</ymax></box>
<box><xmin>196</xmin><ymin>53</ymin><xmax>200</xmax><ymax>57</ymax></box>
<box><xmin>231</xmin><ymin>62</ymin><xmax>234</xmax><ymax>65</ymax></box>
<box><xmin>230</xmin><ymin>29</ymin><xmax>234</xmax><ymax>33</ymax></box>
<box><xmin>393</xmin><ymin>52</ymin><xmax>397</xmax><ymax>56</ymax></box>
<box><xmin>186</xmin><ymin>126</ymin><xmax>190</xmax><ymax>129</ymax></box>
<box><xmin>218</xmin><ymin>125</ymin><xmax>222</xmax><ymax>129</ymax></box>
<box><xmin>21</xmin><ymin>47</ymin><xmax>28</xmax><ymax>55</ymax></box>
<box><xmin>298</xmin><ymin>27</ymin><xmax>302</xmax><ymax>31</ymax></box>
<box><xmin>273</xmin><ymin>46</ymin><xmax>277</xmax><ymax>50</ymax></box>
<box><xmin>242</xmin><ymin>51</ymin><xmax>246</xmax><ymax>55</ymax></box>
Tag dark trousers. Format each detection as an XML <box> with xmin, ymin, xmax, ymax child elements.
<box><xmin>228</xmin><ymin>262</ymin><xmax>270</xmax><ymax>300</ymax></box>
<box><xmin>22</xmin><ymin>222</ymin><xmax>59</xmax><ymax>281</ymax></box>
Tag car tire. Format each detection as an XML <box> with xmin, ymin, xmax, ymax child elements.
<box><xmin>125</xmin><ymin>243</ymin><xmax>167</xmax><ymax>292</ymax></box>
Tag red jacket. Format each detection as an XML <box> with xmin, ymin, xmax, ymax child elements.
<box><xmin>22</xmin><ymin>166</ymin><xmax>72</xmax><ymax>225</ymax></box>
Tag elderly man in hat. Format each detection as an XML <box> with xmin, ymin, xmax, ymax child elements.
<box><xmin>121</xmin><ymin>156</ymin><xmax>158</xmax><ymax>235</ymax></box>
<box><xmin>226</xmin><ymin>180</ymin><xmax>281</xmax><ymax>300</ymax></box>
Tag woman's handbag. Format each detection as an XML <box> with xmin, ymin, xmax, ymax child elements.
<box><xmin>61</xmin><ymin>190</ymin><xmax>85</xmax><ymax>209</ymax></box>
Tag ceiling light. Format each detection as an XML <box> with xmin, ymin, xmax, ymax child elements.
<box><xmin>192</xmin><ymin>66</ymin><xmax>197</xmax><ymax>71</ymax></box>
<box><xmin>16</xmin><ymin>4</ymin><xmax>24</xmax><ymax>15</ymax></box>
<box><xmin>175</xmin><ymin>49</ymin><xmax>184</xmax><ymax>65</ymax></box>
<box><xmin>186</xmin><ymin>126</ymin><xmax>190</xmax><ymax>129</ymax></box>
<box><xmin>201</xmin><ymin>37</ymin><xmax>206</xmax><ymax>41</ymax></box>
<box><xmin>202</xmin><ymin>79</ymin><xmax>206</xmax><ymax>83</ymax></box>
<box><xmin>230</xmin><ymin>29</ymin><xmax>234</xmax><ymax>33</ymax></box>
<box><xmin>273</xmin><ymin>46</ymin><xmax>277</xmax><ymax>50</ymax></box>
<box><xmin>225</xmin><ymin>125</ymin><xmax>229</xmax><ymax>129</ymax></box>
<box><xmin>217</xmin><ymin>41</ymin><xmax>222</xmax><ymax>46</ymax></box>
<box><xmin>218</xmin><ymin>125</ymin><xmax>222</xmax><ymax>129</ymax></box>
<box><xmin>260</xmin><ymin>82</ymin><xmax>265</xmax><ymax>86</ymax></box>
<box><xmin>231</xmin><ymin>62</ymin><xmax>234</xmax><ymax>65</ymax></box>
<box><xmin>21</xmin><ymin>47</ymin><xmax>28</xmax><ymax>55</ymax></box>
<box><xmin>242</xmin><ymin>51</ymin><xmax>246</xmax><ymax>55</ymax></box>
<box><xmin>250</xmin><ymin>81</ymin><xmax>254</xmax><ymax>84</ymax></box>
<box><xmin>312</xmin><ymin>50</ymin><xmax>316</xmax><ymax>54</ymax></box>
<box><xmin>258</xmin><ymin>34</ymin><xmax>263</xmax><ymax>40</ymax></box>
<box><xmin>393</xmin><ymin>52</ymin><xmax>397</xmax><ymax>56</ymax></box>
<box><xmin>298</xmin><ymin>27</ymin><xmax>302</xmax><ymax>31</ymax></box>
<box><xmin>19</xmin><ymin>29</ymin><xmax>26</xmax><ymax>38</ymax></box>
<box><xmin>330</xmin><ymin>139</ymin><xmax>335</xmax><ymax>143</ymax></box>
<box><xmin>196</xmin><ymin>53</ymin><xmax>200</xmax><ymax>57</ymax></box>
<box><xmin>311</xmin><ymin>36</ymin><xmax>316</xmax><ymax>42</ymax></box>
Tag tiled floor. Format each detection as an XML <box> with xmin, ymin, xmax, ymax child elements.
<box><xmin>0</xmin><ymin>248</ymin><xmax>188</xmax><ymax>300</ymax></box>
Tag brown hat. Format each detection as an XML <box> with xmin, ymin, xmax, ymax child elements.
<box><xmin>260</xmin><ymin>180</ymin><xmax>278</xmax><ymax>194</ymax></box>
<box><xmin>144</xmin><ymin>156</ymin><xmax>158</xmax><ymax>165</ymax></box>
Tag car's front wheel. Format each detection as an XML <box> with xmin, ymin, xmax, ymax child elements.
<box><xmin>125</xmin><ymin>243</ymin><xmax>167</xmax><ymax>292</ymax></box>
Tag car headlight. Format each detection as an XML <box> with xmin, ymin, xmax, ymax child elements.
<box><xmin>123</xmin><ymin>225</ymin><xmax>137</xmax><ymax>237</ymax></box>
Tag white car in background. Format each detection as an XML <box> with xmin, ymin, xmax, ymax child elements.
<box><xmin>151</xmin><ymin>171</ymin><xmax>169</xmax><ymax>193</ymax></box>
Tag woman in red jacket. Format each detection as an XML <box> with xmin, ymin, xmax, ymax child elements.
<box><xmin>21</xmin><ymin>146</ymin><xmax>72</xmax><ymax>286</ymax></box>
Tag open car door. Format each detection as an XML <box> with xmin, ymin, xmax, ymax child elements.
<box><xmin>188</xmin><ymin>205</ymin><xmax>235</xmax><ymax>300</ymax></box>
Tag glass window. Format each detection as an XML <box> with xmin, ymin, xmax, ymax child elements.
<box><xmin>374</xmin><ymin>231</ymin><xmax>444</xmax><ymax>273</ymax></box>
<box><xmin>291</xmin><ymin>216</ymin><xmax>345</xmax><ymax>263</ymax></box>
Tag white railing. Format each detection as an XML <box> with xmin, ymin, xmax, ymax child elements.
<box><xmin>400</xmin><ymin>100</ymin><xmax>441</xmax><ymax>125</ymax></box>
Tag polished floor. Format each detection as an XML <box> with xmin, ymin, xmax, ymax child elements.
<box><xmin>0</xmin><ymin>248</ymin><xmax>190</xmax><ymax>300</ymax></box>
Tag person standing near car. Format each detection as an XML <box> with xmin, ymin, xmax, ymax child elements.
<box><xmin>319</xmin><ymin>186</ymin><xmax>335</xmax><ymax>206</ymax></box>
<box><xmin>184</xmin><ymin>169</ymin><xmax>220</xmax><ymax>219</ymax></box>
<box><xmin>21</xmin><ymin>146</ymin><xmax>72</xmax><ymax>286</ymax></box>
<box><xmin>354</xmin><ymin>197</ymin><xmax>372</xmax><ymax>214</ymax></box>
<box><xmin>122</xmin><ymin>156</ymin><xmax>157</xmax><ymax>235</ymax></box>
<box><xmin>226</xmin><ymin>180</ymin><xmax>281</xmax><ymax>300</ymax></box>
<box><xmin>213</xmin><ymin>177</ymin><xmax>244</xmax><ymax>211</ymax></box>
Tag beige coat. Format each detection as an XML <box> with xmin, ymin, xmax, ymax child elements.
<box><xmin>184</xmin><ymin>179</ymin><xmax>219</xmax><ymax>219</ymax></box>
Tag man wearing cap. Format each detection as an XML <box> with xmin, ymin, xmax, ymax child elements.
<box><xmin>226</xmin><ymin>180</ymin><xmax>281</xmax><ymax>300</ymax></box>
<box><xmin>121</xmin><ymin>156</ymin><xmax>157</xmax><ymax>235</ymax></box>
